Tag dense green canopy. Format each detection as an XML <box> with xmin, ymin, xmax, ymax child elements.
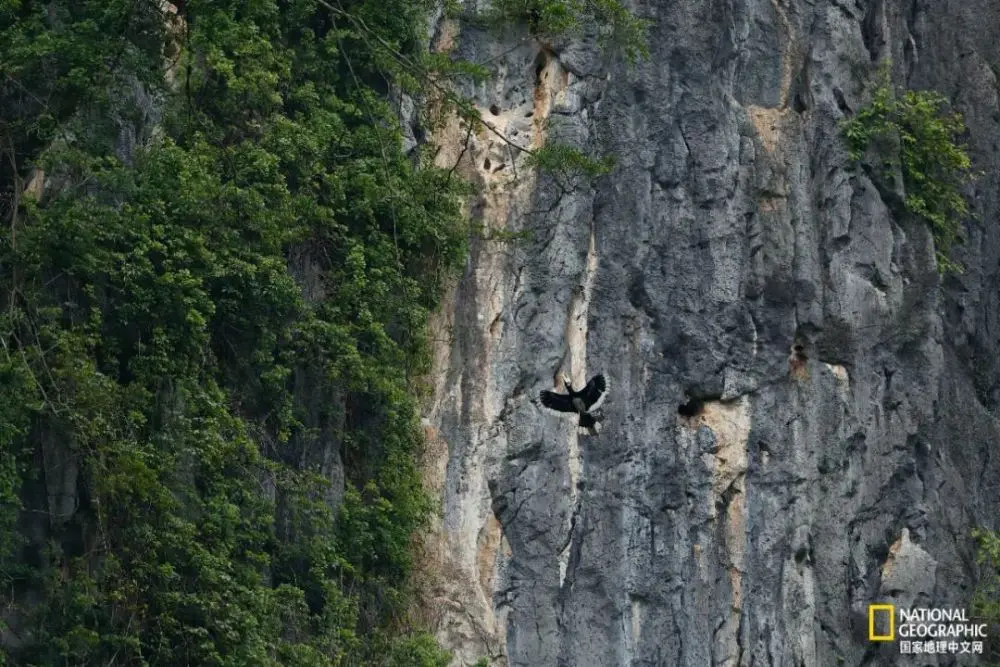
<box><xmin>1</xmin><ymin>0</ymin><xmax>464</xmax><ymax>664</ymax></box>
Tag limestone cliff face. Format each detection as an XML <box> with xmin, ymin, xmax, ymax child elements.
<box><xmin>418</xmin><ymin>1</ymin><xmax>1000</xmax><ymax>665</ymax></box>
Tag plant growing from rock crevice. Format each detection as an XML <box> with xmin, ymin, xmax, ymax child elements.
<box><xmin>972</xmin><ymin>528</ymin><xmax>1000</xmax><ymax>665</ymax></box>
<box><xmin>841</xmin><ymin>63</ymin><xmax>975</xmax><ymax>274</ymax></box>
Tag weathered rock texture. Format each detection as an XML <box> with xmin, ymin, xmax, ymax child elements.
<box><xmin>418</xmin><ymin>0</ymin><xmax>1000</xmax><ymax>665</ymax></box>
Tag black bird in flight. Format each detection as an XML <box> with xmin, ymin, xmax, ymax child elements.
<box><xmin>540</xmin><ymin>373</ymin><xmax>608</xmax><ymax>435</ymax></box>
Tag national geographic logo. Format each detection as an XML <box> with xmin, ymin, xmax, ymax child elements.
<box><xmin>868</xmin><ymin>604</ymin><xmax>988</xmax><ymax>656</ymax></box>
<box><xmin>869</xmin><ymin>604</ymin><xmax>895</xmax><ymax>641</ymax></box>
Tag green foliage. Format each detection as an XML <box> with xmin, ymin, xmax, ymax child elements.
<box><xmin>841</xmin><ymin>63</ymin><xmax>975</xmax><ymax>274</ymax></box>
<box><xmin>526</xmin><ymin>142</ymin><xmax>616</xmax><ymax>194</ymax></box>
<box><xmin>0</xmin><ymin>361</ymin><xmax>32</xmax><ymax>582</ymax></box>
<box><xmin>486</xmin><ymin>0</ymin><xmax>651</xmax><ymax>63</ymax></box>
<box><xmin>973</xmin><ymin>528</ymin><xmax>1000</xmax><ymax>665</ymax></box>
<box><xmin>526</xmin><ymin>142</ymin><xmax>616</xmax><ymax>179</ymax></box>
<box><xmin>0</xmin><ymin>0</ymin><xmax>468</xmax><ymax>664</ymax></box>
<box><xmin>383</xmin><ymin>632</ymin><xmax>452</xmax><ymax>667</ymax></box>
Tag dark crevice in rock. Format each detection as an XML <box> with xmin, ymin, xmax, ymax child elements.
<box><xmin>790</xmin><ymin>60</ymin><xmax>812</xmax><ymax>114</ymax></box>
<box><xmin>860</xmin><ymin>0</ymin><xmax>885</xmax><ymax>63</ymax></box>
<box><xmin>833</xmin><ymin>87</ymin><xmax>852</xmax><ymax>116</ymax></box>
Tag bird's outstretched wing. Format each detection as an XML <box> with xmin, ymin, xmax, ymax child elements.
<box><xmin>579</xmin><ymin>374</ymin><xmax>608</xmax><ymax>411</ymax></box>
<box><xmin>540</xmin><ymin>390</ymin><xmax>576</xmax><ymax>413</ymax></box>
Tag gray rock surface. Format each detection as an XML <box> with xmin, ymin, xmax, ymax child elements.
<box><xmin>419</xmin><ymin>1</ymin><xmax>1000</xmax><ymax>665</ymax></box>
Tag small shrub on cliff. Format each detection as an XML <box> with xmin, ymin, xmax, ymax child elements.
<box><xmin>841</xmin><ymin>64</ymin><xmax>975</xmax><ymax>274</ymax></box>
<box><xmin>973</xmin><ymin>528</ymin><xmax>1000</xmax><ymax>664</ymax></box>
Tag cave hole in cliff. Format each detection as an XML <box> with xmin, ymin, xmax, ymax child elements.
<box><xmin>533</xmin><ymin>49</ymin><xmax>551</xmax><ymax>87</ymax></box>
<box><xmin>792</xmin><ymin>92</ymin><xmax>807</xmax><ymax>113</ymax></box>
<box><xmin>677</xmin><ymin>396</ymin><xmax>704</xmax><ymax>418</ymax></box>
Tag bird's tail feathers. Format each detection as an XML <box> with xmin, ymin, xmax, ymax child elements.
<box><xmin>578</xmin><ymin>411</ymin><xmax>603</xmax><ymax>435</ymax></box>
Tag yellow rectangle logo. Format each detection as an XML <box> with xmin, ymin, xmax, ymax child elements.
<box><xmin>869</xmin><ymin>604</ymin><xmax>895</xmax><ymax>641</ymax></box>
